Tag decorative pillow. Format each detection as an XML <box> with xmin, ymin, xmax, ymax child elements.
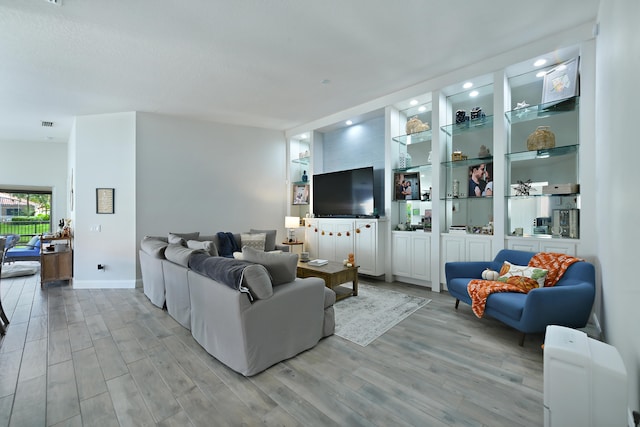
<box><xmin>140</xmin><ymin>236</ymin><xmax>169</xmax><ymax>258</ymax></box>
<box><xmin>242</xmin><ymin>246</ymin><xmax>298</xmax><ymax>286</ymax></box>
<box><xmin>168</xmin><ymin>232</ymin><xmax>199</xmax><ymax>245</ymax></box>
<box><xmin>186</xmin><ymin>240</ymin><xmax>218</xmax><ymax>256</ymax></box>
<box><xmin>241</xmin><ymin>233</ymin><xmax>266</xmax><ymax>251</ymax></box>
<box><xmin>249</xmin><ymin>229</ymin><xmax>278</xmax><ymax>252</ymax></box>
<box><xmin>498</xmin><ymin>261</ymin><xmax>548</xmax><ymax>288</ymax></box>
<box><xmin>165</xmin><ymin>244</ymin><xmax>202</xmax><ymax>268</ymax></box>
<box><xmin>242</xmin><ymin>264</ymin><xmax>273</xmax><ymax>300</ymax></box>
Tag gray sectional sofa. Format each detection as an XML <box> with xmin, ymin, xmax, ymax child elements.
<box><xmin>138</xmin><ymin>231</ymin><xmax>335</xmax><ymax>376</ymax></box>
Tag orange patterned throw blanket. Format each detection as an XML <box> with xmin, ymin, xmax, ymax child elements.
<box><xmin>467</xmin><ymin>252</ymin><xmax>583</xmax><ymax>318</ymax></box>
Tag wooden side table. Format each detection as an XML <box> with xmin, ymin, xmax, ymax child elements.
<box><xmin>40</xmin><ymin>235</ymin><xmax>73</xmax><ymax>289</ymax></box>
<box><xmin>281</xmin><ymin>241</ymin><xmax>304</xmax><ymax>255</ymax></box>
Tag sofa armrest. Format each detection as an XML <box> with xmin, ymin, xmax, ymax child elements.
<box><xmin>274</xmin><ymin>244</ymin><xmax>290</xmax><ymax>252</ymax></box>
<box><xmin>519</xmin><ymin>282</ymin><xmax>595</xmax><ymax>333</ymax></box>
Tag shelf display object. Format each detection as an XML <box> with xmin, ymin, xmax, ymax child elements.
<box><xmin>392</xmin><ymin>101</ymin><xmax>434</xmax><ymax>232</ymax></box>
<box><xmin>289</xmin><ymin>133</ymin><xmax>311</xmax><ymax>219</ymax></box>
<box><xmin>440</xmin><ymin>83</ymin><xmax>494</xmax><ymax>235</ymax></box>
<box><xmin>506</xmin><ymin>60</ymin><xmax>580</xmax><ymax>239</ymax></box>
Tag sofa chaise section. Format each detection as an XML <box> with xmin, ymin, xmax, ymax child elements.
<box><xmin>188</xmin><ymin>270</ymin><xmax>328</xmax><ymax>376</ymax></box>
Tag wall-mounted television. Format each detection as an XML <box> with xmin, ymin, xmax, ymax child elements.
<box><xmin>313</xmin><ymin>167</ymin><xmax>375</xmax><ymax>217</ymax></box>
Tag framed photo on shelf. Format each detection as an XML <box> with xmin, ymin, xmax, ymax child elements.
<box><xmin>542</xmin><ymin>57</ymin><xmax>580</xmax><ymax>105</ymax></box>
<box><xmin>292</xmin><ymin>184</ymin><xmax>309</xmax><ymax>205</ymax></box>
<box><xmin>468</xmin><ymin>162</ymin><xmax>493</xmax><ymax>197</ymax></box>
<box><xmin>96</xmin><ymin>188</ymin><xmax>115</xmax><ymax>214</ymax></box>
<box><xmin>393</xmin><ymin>172</ymin><xmax>420</xmax><ymax>201</ymax></box>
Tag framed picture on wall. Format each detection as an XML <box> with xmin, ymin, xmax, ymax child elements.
<box><xmin>542</xmin><ymin>57</ymin><xmax>580</xmax><ymax>106</ymax></box>
<box><xmin>393</xmin><ymin>172</ymin><xmax>421</xmax><ymax>201</ymax></box>
<box><xmin>292</xmin><ymin>184</ymin><xmax>309</xmax><ymax>205</ymax></box>
<box><xmin>96</xmin><ymin>188</ymin><xmax>115</xmax><ymax>214</ymax></box>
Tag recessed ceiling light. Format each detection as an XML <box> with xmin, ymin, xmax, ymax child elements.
<box><xmin>418</xmin><ymin>106</ymin><xmax>426</xmax><ymax>112</ymax></box>
<box><xmin>410</xmin><ymin>99</ymin><xmax>419</xmax><ymax>106</ymax></box>
<box><xmin>469</xmin><ymin>90</ymin><xmax>479</xmax><ymax>98</ymax></box>
<box><xmin>536</xmin><ymin>71</ymin><xmax>546</xmax><ymax>78</ymax></box>
<box><xmin>463</xmin><ymin>82</ymin><xmax>473</xmax><ymax>89</ymax></box>
<box><xmin>534</xmin><ymin>59</ymin><xmax>547</xmax><ymax>67</ymax></box>
<box><xmin>345</xmin><ymin>120</ymin><xmax>353</xmax><ymax>126</ymax></box>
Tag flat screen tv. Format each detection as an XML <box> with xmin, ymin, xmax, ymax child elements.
<box><xmin>313</xmin><ymin>167</ymin><xmax>375</xmax><ymax>217</ymax></box>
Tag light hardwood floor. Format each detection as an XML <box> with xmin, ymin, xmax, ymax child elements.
<box><xmin>0</xmin><ymin>267</ymin><xmax>545</xmax><ymax>427</ymax></box>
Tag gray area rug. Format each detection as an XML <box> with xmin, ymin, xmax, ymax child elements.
<box><xmin>334</xmin><ymin>283</ymin><xmax>431</xmax><ymax>347</ymax></box>
<box><xmin>1</xmin><ymin>261</ymin><xmax>40</xmax><ymax>278</ymax></box>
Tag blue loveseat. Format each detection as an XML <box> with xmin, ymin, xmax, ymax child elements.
<box><xmin>445</xmin><ymin>249</ymin><xmax>595</xmax><ymax>345</ymax></box>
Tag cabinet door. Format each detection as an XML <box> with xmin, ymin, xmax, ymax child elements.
<box><xmin>411</xmin><ymin>234</ymin><xmax>431</xmax><ymax>281</ymax></box>
<box><xmin>392</xmin><ymin>232</ymin><xmax>411</xmax><ymax>276</ymax></box>
<box><xmin>355</xmin><ymin>220</ymin><xmax>377</xmax><ymax>275</ymax></box>
<box><xmin>441</xmin><ymin>236</ymin><xmax>465</xmax><ymax>282</ymax></box>
<box><xmin>507</xmin><ymin>239</ymin><xmax>540</xmax><ymax>252</ymax></box>
<box><xmin>540</xmin><ymin>241</ymin><xmax>576</xmax><ymax>255</ymax></box>
<box><xmin>41</xmin><ymin>254</ymin><xmax>59</xmax><ymax>282</ymax></box>
<box><xmin>466</xmin><ymin>238</ymin><xmax>491</xmax><ymax>261</ymax></box>
<box><xmin>317</xmin><ymin>220</ymin><xmax>354</xmax><ymax>262</ymax></box>
<box><xmin>304</xmin><ymin>219</ymin><xmax>319</xmax><ymax>258</ymax></box>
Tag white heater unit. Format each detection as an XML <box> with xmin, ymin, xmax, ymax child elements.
<box><xmin>543</xmin><ymin>325</ymin><xmax>627</xmax><ymax>427</ymax></box>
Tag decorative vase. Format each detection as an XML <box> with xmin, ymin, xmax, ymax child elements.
<box><xmin>302</xmin><ymin>170</ymin><xmax>308</xmax><ymax>182</ymax></box>
<box><xmin>527</xmin><ymin>126</ymin><xmax>556</xmax><ymax>150</ymax></box>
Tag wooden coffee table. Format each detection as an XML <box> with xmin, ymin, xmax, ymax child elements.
<box><xmin>297</xmin><ymin>260</ymin><xmax>358</xmax><ymax>301</ymax></box>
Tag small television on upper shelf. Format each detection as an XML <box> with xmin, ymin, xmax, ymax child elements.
<box><xmin>313</xmin><ymin>167</ymin><xmax>375</xmax><ymax>218</ymax></box>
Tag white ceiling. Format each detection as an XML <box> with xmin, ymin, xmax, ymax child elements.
<box><xmin>0</xmin><ymin>0</ymin><xmax>600</xmax><ymax>144</ymax></box>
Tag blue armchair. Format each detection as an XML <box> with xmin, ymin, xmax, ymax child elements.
<box><xmin>445</xmin><ymin>249</ymin><xmax>595</xmax><ymax>345</ymax></box>
<box><xmin>4</xmin><ymin>235</ymin><xmax>41</xmax><ymax>262</ymax></box>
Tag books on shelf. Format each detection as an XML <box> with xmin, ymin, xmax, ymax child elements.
<box><xmin>449</xmin><ymin>225</ymin><xmax>467</xmax><ymax>234</ymax></box>
<box><xmin>308</xmin><ymin>259</ymin><xmax>328</xmax><ymax>266</ymax></box>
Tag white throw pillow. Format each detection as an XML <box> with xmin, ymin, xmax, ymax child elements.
<box><xmin>498</xmin><ymin>261</ymin><xmax>548</xmax><ymax>288</ymax></box>
<box><xmin>241</xmin><ymin>233</ymin><xmax>266</xmax><ymax>251</ymax></box>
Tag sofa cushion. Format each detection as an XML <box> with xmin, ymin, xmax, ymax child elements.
<box><xmin>140</xmin><ymin>236</ymin><xmax>169</xmax><ymax>258</ymax></box>
<box><xmin>499</xmin><ymin>261</ymin><xmax>548</xmax><ymax>288</ymax></box>
<box><xmin>242</xmin><ymin>246</ymin><xmax>298</xmax><ymax>286</ymax></box>
<box><xmin>187</xmin><ymin>240</ymin><xmax>218</xmax><ymax>256</ymax></box>
<box><xmin>241</xmin><ymin>232</ymin><xmax>266</xmax><ymax>251</ymax></box>
<box><xmin>485</xmin><ymin>292</ymin><xmax>526</xmax><ymax>321</ymax></box>
<box><xmin>168</xmin><ymin>232</ymin><xmax>199</xmax><ymax>245</ymax></box>
<box><xmin>249</xmin><ymin>229</ymin><xmax>277</xmax><ymax>252</ymax></box>
<box><xmin>165</xmin><ymin>244</ymin><xmax>202</xmax><ymax>267</ymax></box>
<box><xmin>242</xmin><ymin>264</ymin><xmax>273</xmax><ymax>300</ymax></box>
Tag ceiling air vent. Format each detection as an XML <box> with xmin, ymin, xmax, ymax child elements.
<box><xmin>41</xmin><ymin>121</ymin><xmax>54</xmax><ymax>127</ymax></box>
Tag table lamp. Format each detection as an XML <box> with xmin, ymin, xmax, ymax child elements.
<box><xmin>285</xmin><ymin>216</ymin><xmax>300</xmax><ymax>243</ymax></box>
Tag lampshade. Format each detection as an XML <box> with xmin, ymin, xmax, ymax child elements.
<box><xmin>285</xmin><ymin>216</ymin><xmax>300</xmax><ymax>229</ymax></box>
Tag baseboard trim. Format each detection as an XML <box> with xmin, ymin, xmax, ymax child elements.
<box><xmin>72</xmin><ymin>279</ymin><xmax>136</xmax><ymax>289</ymax></box>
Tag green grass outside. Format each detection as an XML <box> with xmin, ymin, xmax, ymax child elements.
<box><xmin>0</xmin><ymin>222</ymin><xmax>51</xmax><ymax>244</ymax></box>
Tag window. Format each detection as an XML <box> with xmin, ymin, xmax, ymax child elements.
<box><xmin>0</xmin><ymin>190</ymin><xmax>52</xmax><ymax>244</ymax></box>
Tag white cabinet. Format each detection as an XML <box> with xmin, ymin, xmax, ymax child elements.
<box><xmin>506</xmin><ymin>237</ymin><xmax>576</xmax><ymax>255</ymax></box>
<box><xmin>304</xmin><ymin>218</ymin><xmax>385</xmax><ymax>276</ymax></box>
<box><xmin>440</xmin><ymin>235</ymin><xmax>492</xmax><ymax>288</ymax></box>
<box><xmin>317</xmin><ymin>219</ymin><xmax>354</xmax><ymax>262</ymax></box>
<box><xmin>392</xmin><ymin>231</ymin><xmax>432</xmax><ymax>286</ymax></box>
<box><xmin>355</xmin><ymin>219</ymin><xmax>385</xmax><ymax>276</ymax></box>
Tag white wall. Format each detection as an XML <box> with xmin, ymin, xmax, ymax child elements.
<box><xmin>0</xmin><ymin>140</ymin><xmax>68</xmax><ymax>223</ymax></box>
<box><xmin>596</xmin><ymin>0</ymin><xmax>640</xmax><ymax>411</ymax></box>
<box><xmin>72</xmin><ymin>112</ymin><xmax>137</xmax><ymax>288</ymax></box>
<box><xmin>135</xmin><ymin>113</ymin><xmax>288</xmax><ymax>243</ymax></box>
